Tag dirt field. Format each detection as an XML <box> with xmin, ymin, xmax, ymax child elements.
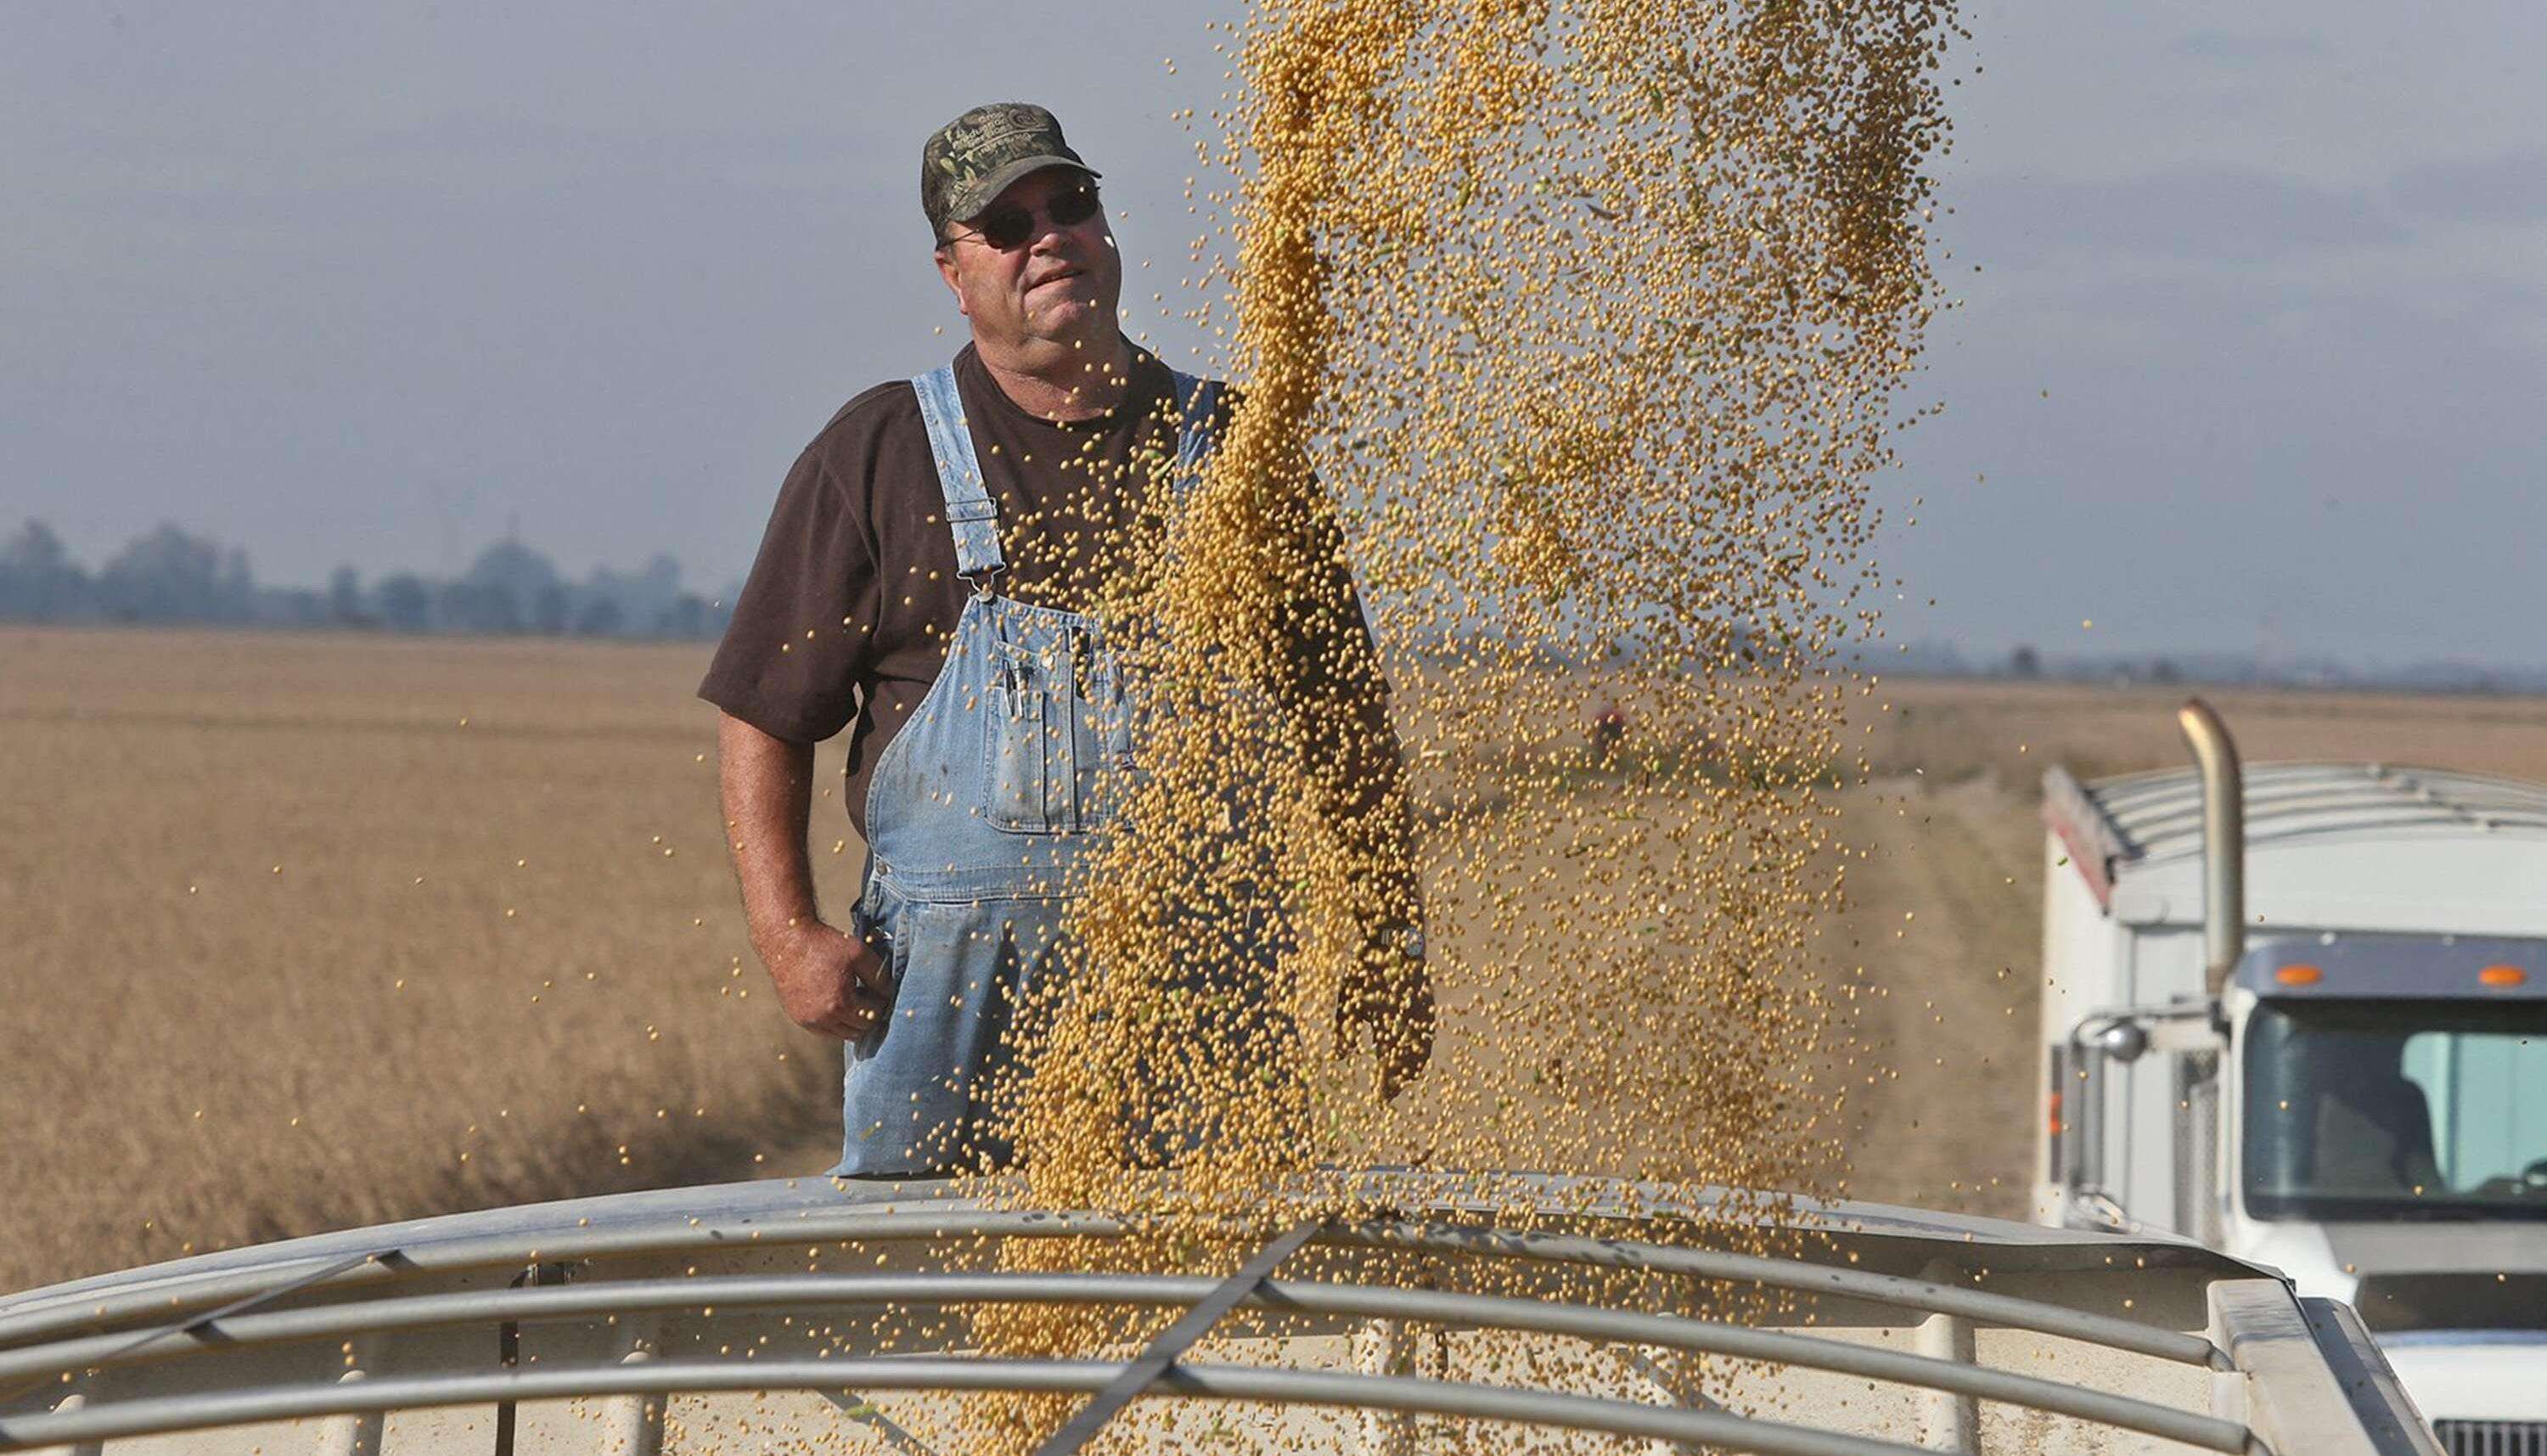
<box><xmin>8</xmin><ymin>627</ymin><xmax>2546</xmax><ymax>1291</ymax></box>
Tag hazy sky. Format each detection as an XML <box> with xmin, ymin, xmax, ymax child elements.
<box><xmin>4</xmin><ymin>2</ymin><xmax>2541</xmax><ymax>666</ymax></box>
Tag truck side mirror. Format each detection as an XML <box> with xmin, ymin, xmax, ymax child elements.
<box><xmin>2094</xmin><ymin>1020</ymin><xmax>2150</xmax><ymax>1064</ymax></box>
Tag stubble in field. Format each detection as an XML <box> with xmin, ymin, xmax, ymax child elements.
<box><xmin>0</xmin><ymin>626</ymin><xmax>858</xmax><ymax>1293</ymax></box>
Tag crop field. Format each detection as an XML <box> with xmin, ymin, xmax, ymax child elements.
<box><xmin>0</xmin><ymin>626</ymin><xmax>853</xmax><ymax>1293</ymax></box>
<box><xmin>8</xmin><ymin>625</ymin><xmax>2547</xmax><ymax>1294</ymax></box>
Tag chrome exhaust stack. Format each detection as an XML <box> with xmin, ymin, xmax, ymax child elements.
<box><xmin>2176</xmin><ymin>698</ymin><xmax>2245</xmax><ymax>998</ymax></box>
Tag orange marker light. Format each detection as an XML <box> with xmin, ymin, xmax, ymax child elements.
<box><xmin>2479</xmin><ymin>964</ymin><xmax>2527</xmax><ymax>988</ymax></box>
<box><xmin>2274</xmin><ymin>964</ymin><xmax>2325</xmax><ymax>986</ymax></box>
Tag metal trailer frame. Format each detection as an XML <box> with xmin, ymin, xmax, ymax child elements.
<box><xmin>0</xmin><ymin>1171</ymin><xmax>2439</xmax><ymax>1456</ymax></box>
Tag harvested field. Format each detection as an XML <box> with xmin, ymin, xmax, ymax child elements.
<box><xmin>7</xmin><ymin>626</ymin><xmax>2545</xmax><ymax>1289</ymax></box>
<box><xmin>0</xmin><ymin>626</ymin><xmax>857</xmax><ymax>1291</ymax></box>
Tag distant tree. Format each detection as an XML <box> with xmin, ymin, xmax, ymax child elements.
<box><xmin>637</xmin><ymin>553</ymin><xmax>682</xmax><ymax>598</ymax></box>
<box><xmin>2148</xmin><ymin>656</ymin><xmax>2182</xmax><ymax>685</ymax></box>
<box><xmin>446</xmin><ymin>541</ymin><xmax>563</xmax><ymax>634</ymax></box>
<box><xmin>532</xmin><ymin>582</ymin><xmax>571</xmax><ymax>635</ymax></box>
<box><xmin>573</xmin><ymin>594</ymin><xmax>625</xmax><ymax>637</ymax></box>
<box><xmin>216</xmin><ymin>548</ymin><xmax>255</xmax><ymax>623</ymax></box>
<box><xmin>661</xmin><ymin>593</ymin><xmax>708</xmax><ymax>639</ymax></box>
<box><xmin>2009</xmin><ymin>644</ymin><xmax>2041</xmax><ymax>679</ymax></box>
<box><xmin>434</xmin><ymin>580</ymin><xmax>480</xmax><ymax>633</ymax></box>
<box><xmin>328</xmin><ymin>565</ymin><xmax>368</xmax><ymax>627</ymax></box>
<box><xmin>275</xmin><ymin>587</ymin><xmax>327</xmax><ymax>627</ymax></box>
<box><xmin>0</xmin><ymin>520</ymin><xmax>87</xmax><ymax>621</ymax></box>
<box><xmin>376</xmin><ymin>573</ymin><xmax>431</xmax><ymax>632</ymax></box>
<box><xmin>481</xmin><ymin>582</ymin><xmax>524</xmax><ymax>634</ymax></box>
<box><xmin>2</xmin><ymin>520</ymin><xmax>728</xmax><ymax>643</ymax></box>
<box><xmin>97</xmin><ymin>523</ymin><xmax>224</xmax><ymax>621</ymax></box>
<box><xmin>467</xmin><ymin>541</ymin><xmax>560</xmax><ymax>602</ymax></box>
<box><xmin>586</xmin><ymin>553</ymin><xmax>685</xmax><ymax>637</ymax></box>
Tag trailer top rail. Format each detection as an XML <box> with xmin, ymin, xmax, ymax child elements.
<box><xmin>0</xmin><ymin>1171</ymin><xmax>2440</xmax><ymax>1455</ymax></box>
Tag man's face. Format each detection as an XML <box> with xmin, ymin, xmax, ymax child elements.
<box><xmin>933</xmin><ymin>167</ymin><xmax>1121</xmax><ymax>357</ymax></box>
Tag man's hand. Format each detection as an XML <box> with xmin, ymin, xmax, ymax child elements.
<box><xmin>764</xmin><ymin>918</ymin><xmax>891</xmax><ymax>1042</ymax></box>
<box><xmin>716</xmin><ymin>713</ymin><xmax>891</xmax><ymax>1043</ymax></box>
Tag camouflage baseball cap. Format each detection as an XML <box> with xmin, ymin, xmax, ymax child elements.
<box><xmin>921</xmin><ymin>102</ymin><xmax>1100</xmax><ymax>241</ymax></box>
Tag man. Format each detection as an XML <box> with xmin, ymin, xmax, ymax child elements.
<box><xmin>700</xmin><ymin>103</ymin><xmax>1426</xmax><ymax>1178</ymax></box>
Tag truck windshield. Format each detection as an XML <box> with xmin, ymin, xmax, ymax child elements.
<box><xmin>2244</xmin><ymin>998</ymin><xmax>2547</xmax><ymax>1221</ymax></box>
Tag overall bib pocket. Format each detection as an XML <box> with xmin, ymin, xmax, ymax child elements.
<box><xmin>982</xmin><ymin>625</ymin><xmax>1130</xmax><ymax>835</ymax></box>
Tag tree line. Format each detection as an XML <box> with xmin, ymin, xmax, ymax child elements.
<box><xmin>0</xmin><ymin>519</ymin><xmax>732</xmax><ymax>641</ymax></box>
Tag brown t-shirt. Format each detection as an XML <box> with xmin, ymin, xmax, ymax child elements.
<box><xmin>699</xmin><ymin>341</ymin><xmax>1372</xmax><ymax>835</ymax></box>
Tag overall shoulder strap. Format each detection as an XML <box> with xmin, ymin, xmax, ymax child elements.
<box><xmin>909</xmin><ymin>365</ymin><xmax>1004</xmax><ymax>582</ymax></box>
<box><xmin>1168</xmin><ymin>370</ymin><xmax>1224</xmax><ymax>493</ymax></box>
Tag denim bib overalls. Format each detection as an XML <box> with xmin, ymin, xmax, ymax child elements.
<box><xmin>834</xmin><ymin>362</ymin><xmax>1224</xmax><ymax>1177</ymax></box>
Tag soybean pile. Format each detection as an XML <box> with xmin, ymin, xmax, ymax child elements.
<box><xmin>935</xmin><ymin>0</ymin><xmax>1965</xmax><ymax>1444</ymax></box>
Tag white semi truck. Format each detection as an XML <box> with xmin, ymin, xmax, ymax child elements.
<box><xmin>2037</xmin><ymin>700</ymin><xmax>2547</xmax><ymax>1453</ymax></box>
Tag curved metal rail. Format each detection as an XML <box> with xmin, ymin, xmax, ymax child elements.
<box><xmin>0</xmin><ymin>1181</ymin><xmax>2316</xmax><ymax>1456</ymax></box>
<box><xmin>1336</xmin><ymin>1222</ymin><xmax>2229</xmax><ymax>1369</ymax></box>
<box><xmin>0</xmin><ymin>1271</ymin><xmax>2256</xmax><ymax>1452</ymax></box>
<box><xmin>0</xmin><ymin>1207</ymin><xmax>2229</xmax><ymax>1370</ymax></box>
<box><xmin>0</xmin><ymin>1355</ymin><xmax>2084</xmax><ymax>1456</ymax></box>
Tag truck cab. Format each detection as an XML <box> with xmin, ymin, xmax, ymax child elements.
<box><xmin>2037</xmin><ymin>728</ymin><xmax>2547</xmax><ymax>1449</ymax></box>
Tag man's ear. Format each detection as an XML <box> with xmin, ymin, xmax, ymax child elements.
<box><xmin>932</xmin><ymin>247</ymin><xmax>971</xmax><ymax>318</ymax></box>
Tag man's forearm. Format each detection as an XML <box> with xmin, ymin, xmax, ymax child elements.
<box><xmin>716</xmin><ymin>711</ymin><xmax>825</xmax><ymax>952</ymax></box>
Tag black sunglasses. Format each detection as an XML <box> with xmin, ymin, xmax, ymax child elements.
<box><xmin>959</xmin><ymin>182</ymin><xmax>1102</xmax><ymax>251</ymax></box>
